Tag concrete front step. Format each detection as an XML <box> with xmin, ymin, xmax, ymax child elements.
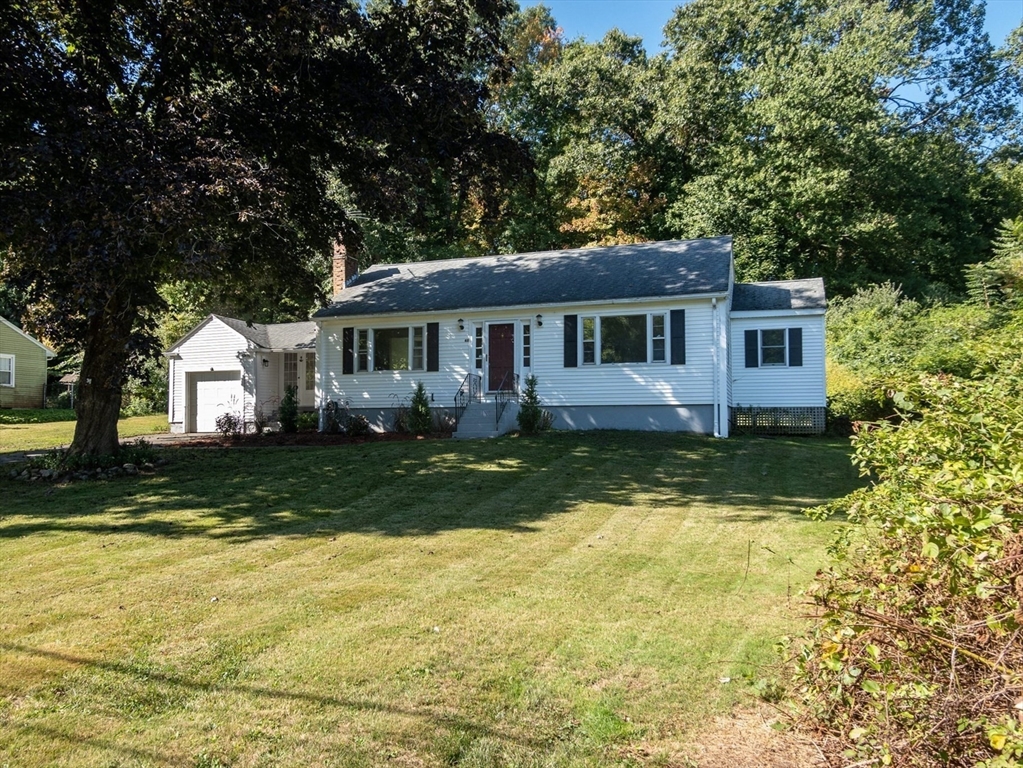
<box><xmin>454</xmin><ymin>400</ymin><xmax>518</xmax><ymax>438</ymax></box>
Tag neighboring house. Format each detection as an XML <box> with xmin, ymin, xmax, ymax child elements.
<box><xmin>164</xmin><ymin>315</ymin><xmax>316</xmax><ymax>433</ymax></box>
<box><xmin>167</xmin><ymin>237</ymin><xmax>827</xmax><ymax>436</ymax></box>
<box><xmin>0</xmin><ymin>315</ymin><xmax>56</xmax><ymax>409</ymax></box>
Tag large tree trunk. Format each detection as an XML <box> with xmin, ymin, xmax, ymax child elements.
<box><xmin>69</xmin><ymin>304</ymin><xmax>136</xmax><ymax>456</ymax></box>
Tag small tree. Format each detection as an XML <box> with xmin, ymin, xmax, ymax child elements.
<box><xmin>279</xmin><ymin>386</ymin><xmax>299</xmax><ymax>434</ymax></box>
<box><xmin>407</xmin><ymin>381</ymin><xmax>432</xmax><ymax>436</ymax></box>
<box><xmin>517</xmin><ymin>375</ymin><xmax>553</xmax><ymax>434</ymax></box>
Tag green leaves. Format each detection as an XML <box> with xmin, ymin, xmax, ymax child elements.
<box><xmin>798</xmin><ymin>358</ymin><xmax>1023</xmax><ymax>764</ymax></box>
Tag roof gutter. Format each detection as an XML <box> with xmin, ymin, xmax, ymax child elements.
<box><xmin>313</xmin><ymin>290</ymin><xmax>732</xmax><ymax>321</ymax></box>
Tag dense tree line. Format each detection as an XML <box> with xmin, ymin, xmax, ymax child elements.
<box><xmin>356</xmin><ymin>0</ymin><xmax>1023</xmax><ymax>298</ymax></box>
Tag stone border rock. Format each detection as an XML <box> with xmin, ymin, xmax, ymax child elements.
<box><xmin>8</xmin><ymin>457</ymin><xmax>169</xmax><ymax>483</ymax></box>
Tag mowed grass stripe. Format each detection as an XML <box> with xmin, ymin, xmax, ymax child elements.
<box><xmin>0</xmin><ymin>432</ymin><xmax>860</xmax><ymax>767</ymax></box>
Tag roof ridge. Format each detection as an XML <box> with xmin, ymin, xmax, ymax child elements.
<box><xmin>362</xmin><ymin>236</ymin><xmax>734</xmax><ymax>272</ymax></box>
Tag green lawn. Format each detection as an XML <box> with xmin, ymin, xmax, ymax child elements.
<box><xmin>0</xmin><ymin>413</ymin><xmax>167</xmax><ymax>453</ymax></box>
<box><xmin>0</xmin><ymin>432</ymin><xmax>860</xmax><ymax>767</ymax></box>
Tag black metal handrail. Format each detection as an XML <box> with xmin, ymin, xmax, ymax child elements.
<box><xmin>494</xmin><ymin>371</ymin><xmax>520</xmax><ymax>430</ymax></box>
<box><xmin>454</xmin><ymin>372</ymin><xmax>482</xmax><ymax>428</ymax></box>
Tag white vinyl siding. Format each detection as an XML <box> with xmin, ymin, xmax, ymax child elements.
<box><xmin>321</xmin><ymin>315</ymin><xmax>466</xmax><ymax>409</ymax></box>
<box><xmin>319</xmin><ymin>298</ymin><xmax>717</xmax><ymax>412</ymax></box>
<box><xmin>729</xmin><ymin>312</ymin><xmax>826</xmax><ymax>407</ymax></box>
<box><xmin>543</xmin><ymin>300</ymin><xmax>715</xmax><ymax>407</ymax></box>
<box><xmin>168</xmin><ymin>318</ymin><xmax>254</xmax><ymax>432</ymax></box>
<box><xmin>255</xmin><ymin>352</ymin><xmax>280</xmax><ymax>415</ymax></box>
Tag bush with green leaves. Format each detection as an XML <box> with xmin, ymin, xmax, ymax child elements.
<box><xmin>297</xmin><ymin>411</ymin><xmax>318</xmax><ymax>431</ymax></box>
<box><xmin>516</xmin><ymin>375</ymin><xmax>554</xmax><ymax>434</ymax></box>
<box><xmin>120</xmin><ymin>357</ymin><xmax>168</xmax><ymax>417</ymax></box>
<box><xmin>826</xmin><ymin>283</ymin><xmax>922</xmax><ymax>375</ymax></box>
<box><xmin>278</xmin><ymin>385</ymin><xmax>299</xmax><ymax>433</ymax></box>
<box><xmin>798</xmin><ymin>361</ymin><xmax>1023</xmax><ymax>766</ymax></box>
<box><xmin>825</xmin><ymin>361</ymin><xmax>892</xmax><ymax>432</ymax></box>
<box><xmin>406</xmin><ymin>381</ymin><xmax>432</xmax><ymax>435</ymax></box>
<box><xmin>345</xmin><ymin>413</ymin><xmax>371</xmax><ymax>437</ymax></box>
<box><xmin>214</xmin><ymin>412</ymin><xmax>243</xmax><ymax>439</ymax></box>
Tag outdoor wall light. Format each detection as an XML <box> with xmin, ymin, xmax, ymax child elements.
<box><xmin>535</xmin><ymin>314</ymin><xmax>543</xmax><ymax>327</ymax></box>
<box><xmin>262</xmin><ymin>358</ymin><xmax>270</xmax><ymax>368</ymax></box>
<box><xmin>457</xmin><ymin>318</ymin><xmax>465</xmax><ymax>331</ymax></box>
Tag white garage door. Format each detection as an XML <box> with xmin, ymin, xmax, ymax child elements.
<box><xmin>191</xmin><ymin>371</ymin><xmax>243</xmax><ymax>432</ymax></box>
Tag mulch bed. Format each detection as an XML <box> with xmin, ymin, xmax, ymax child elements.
<box><xmin>179</xmin><ymin>430</ymin><xmax>454</xmax><ymax>448</ymax></box>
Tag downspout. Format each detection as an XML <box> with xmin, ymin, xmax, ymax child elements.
<box><xmin>712</xmin><ymin>298</ymin><xmax>719</xmax><ymax>437</ymax></box>
<box><xmin>316</xmin><ymin>322</ymin><xmax>326</xmax><ymax>432</ymax></box>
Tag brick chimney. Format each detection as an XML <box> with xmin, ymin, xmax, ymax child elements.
<box><xmin>331</xmin><ymin>241</ymin><xmax>359</xmax><ymax>297</ymax></box>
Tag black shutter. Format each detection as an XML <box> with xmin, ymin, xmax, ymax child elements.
<box><xmin>670</xmin><ymin>309</ymin><xmax>686</xmax><ymax>365</ymax></box>
<box><xmin>426</xmin><ymin>322</ymin><xmax>439</xmax><ymax>372</ymax></box>
<box><xmin>342</xmin><ymin>327</ymin><xmax>354</xmax><ymax>374</ymax></box>
<box><xmin>788</xmin><ymin>327</ymin><xmax>803</xmax><ymax>367</ymax></box>
<box><xmin>744</xmin><ymin>329</ymin><xmax>759</xmax><ymax>368</ymax></box>
<box><xmin>564</xmin><ymin>314</ymin><xmax>578</xmax><ymax>368</ymax></box>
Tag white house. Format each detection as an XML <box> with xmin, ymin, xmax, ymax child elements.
<box><xmin>166</xmin><ymin>237</ymin><xmax>827</xmax><ymax>437</ymax></box>
<box><xmin>165</xmin><ymin>315</ymin><xmax>317</xmax><ymax>433</ymax></box>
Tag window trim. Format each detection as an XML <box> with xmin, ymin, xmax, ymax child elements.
<box><xmin>354</xmin><ymin>325</ymin><xmax>428</xmax><ymax>373</ymax></box>
<box><xmin>0</xmin><ymin>353</ymin><xmax>12</xmax><ymax>387</ymax></box>
<box><xmin>521</xmin><ymin>321</ymin><xmax>531</xmax><ymax>368</ymax></box>
<box><xmin>577</xmin><ymin>312</ymin><xmax>668</xmax><ymax>366</ymax></box>
<box><xmin>759</xmin><ymin>329</ymin><xmax>788</xmax><ymax>367</ymax></box>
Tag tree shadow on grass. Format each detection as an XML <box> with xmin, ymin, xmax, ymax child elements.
<box><xmin>0</xmin><ymin>432</ymin><xmax>862</xmax><ymax>542</ymax></box>
<box><xmin>1</xmin><ymin>642</ymin><xmax>548</xmax><ymax>757</ymax></box>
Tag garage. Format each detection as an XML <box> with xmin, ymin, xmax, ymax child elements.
<box><xmin>188</xmin><ymin>370</ymin><xmax>243</xmax><ymax>432</ymax></box>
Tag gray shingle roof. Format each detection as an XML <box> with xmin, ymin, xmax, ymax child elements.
<box><xmin>214</xmin><ymin>315</ymin><xmax>317</xmax><ymax>349</ymax></box>
<box><xmin>313</xmin><ymin>237</ymin><xmax>734</xmax><ymax>318</ymax></box>
<box><xmin>731</xmin><ymin>279</ymin><xmax>826</xmax><ymax>311</ymax></box>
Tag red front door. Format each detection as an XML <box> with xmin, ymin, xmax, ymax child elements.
<box><xmin>488</xmin><ymin>323</ymin><xmax>515</xmax><ymax>392</ymax></box>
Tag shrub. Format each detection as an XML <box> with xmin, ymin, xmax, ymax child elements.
<box><xmin>120</xmin><ymin>357</ymin><xmax>168</xmax><ymax>417</ymax></box>
<box><xmin>0</xmin><ymin>408</ymin><xmax>76</xmax><ymax>425</ymax></box>
<box><xmin>390</xmin><ymin>393</ymin><xmax>410</xmax><ymax>433</ymax></box>
<box><xmin>214</xmin><ymin>412</ymin><xmax>243</xmax><ymax>439</ymax></box>
<box><xmin>824</xmin><ymin>360</ymin><xmax>892</xmax><ymax>430</ymax></box>
<box><xmin>251</xmin><ymin>402</ymin><xmax>275</xmax><ymax>435</ymax></box>
<box><xmin>345</xmin><ymin>413</ymin><xmax>370</xmax><ymax>436</ymax></box>
<box><xmin>826</xmin><ymin>283</ymin><xmax>921</xmax><ymax>374</ymax></box>
<box><xmin>406</xmin><ymin>381</ymin><xmax>432</xmax><ymax>435</ymax></box>
<box><xmin>323</xmin><ymin>400</ymin><xmax>345</xmax><ymax>434</ymax></box>
<box><xmin>296</xmin><ymin>411</ymin><xmax>318</xmax><ymax>431</ymax></box>
<box><xmin>797</xmin><ymin>361</ymin><xmax>1023</xmax><ymax>766</ymax></box>
<box><xmin>516</xmin><ymin>375</ymin><xmax>554</xmax><ymax>434</ymax></box>
<box><xmin>279</xmin><ymin>385</ymin><xmax>298</xmax><ymax>433</ymax></box>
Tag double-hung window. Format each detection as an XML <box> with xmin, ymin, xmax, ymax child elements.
<box><xmin>0</xmin><ymin>354</ymin><xmax>12</xmax><ymax>386</ymax></box>
<box><xmin>357</xmin><ymin>329</ymin><xmax>370</xmax><ymax>372</ymax></box>
<box><xmin>359</xmin><ymin>326</ymin><xmax>426</xmax><ymax>372</ymax></box>
<box><xmin>743</xmin><ymin>328</ymin><xmax>803</xmax><ymax>368</ymax></box>
<box><xmin>651</xmin><ymin>315</ymin><xmax>666</xmax><ymax>363</ymax></box>
<box><xmin>578</xmin><ymin>313</ymin><xmax>667</xmax><ymax>365</ymax></box>
<box><xmin>760</xmin><ymin>329</ymin><xmax>786</xmax><ymax>366</ymax></box>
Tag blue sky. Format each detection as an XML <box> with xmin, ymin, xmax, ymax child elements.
<box><xmin>522</xmin><ymin>0</ymin><xmax>1023</xmax><ymax>51</ymax></box>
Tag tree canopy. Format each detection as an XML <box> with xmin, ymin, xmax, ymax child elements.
<box><xmin>477</xmin><ymin>0</ymin><xmax>1023</xmax><ymax>294</ymax></box>
<box><xmin>0</xmin><ymin>0</ymin><xmax>526</xmax><ymax>454</ymax></box>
